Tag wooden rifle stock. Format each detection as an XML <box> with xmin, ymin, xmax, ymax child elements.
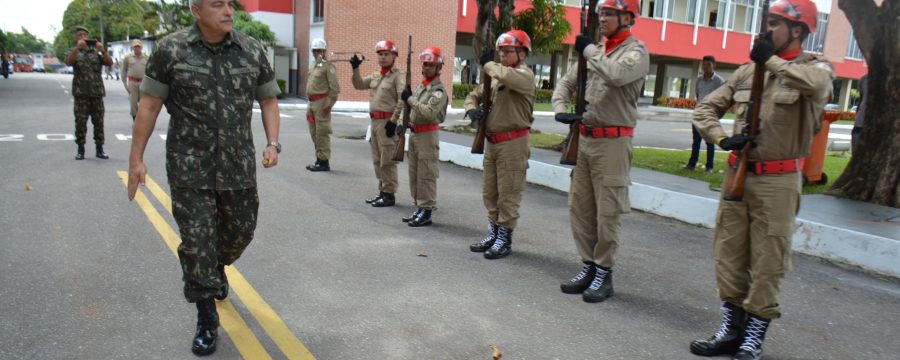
<box><xmin>560</xmin><ymin>0</ymin><xmax>597</xmax><ymax>165</ymax></box>
<box><xmin>723</xmin><ymin>0</ymin><xmax>768</xmax><ymax>202</ymax></box>
<box><xmin>392</xmin><ymin>36</ymin><xmax>413</xmax><ymax>162</ymax></box>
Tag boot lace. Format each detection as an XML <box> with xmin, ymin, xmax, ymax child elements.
<box><xmin>490</xmin><ymin>226</ymin><xmax>510</xmax><ymax>251</ymax></box>
<box><xmin>712</xmin><ymin>304</ymin><xmax>735</xmax><ymax>341</ymax></box>
<box><xmin>739</xmin><ymin>316</ymin><xmax>768</xmax><ymax>352</ymax></box>
<box><xmin>568</xmin><ymin>263</ymin><xmax>593</xmax><ymax>283</ymax></box>
<box><xmin>588</xmin><ymin>266</ymin><xmax>608</xmax><ymax>290</ymax></box>
<box><xmin>479</xmin><ymin>224</ymin><xmax>497</xmax><ymax>245</ymax></box>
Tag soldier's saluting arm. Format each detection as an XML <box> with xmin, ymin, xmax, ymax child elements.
<box><xmin>583</xmin><ymin>41</ymin><xmax>649</xmax><ymax>87</ymax></box>
<box><xmin>692</xmin><ymin>69</ymin><xmax>741</xmax><ymax>145</ymax></box>
<box><xmin>482</xmin><ymin>62</ymin><xmax>533</xmax><ymax>94</ymax></box>
<box><xmin>763</xmin><ymin>56</ymin><xmax>834</xmax><ymax>96</ymax></box>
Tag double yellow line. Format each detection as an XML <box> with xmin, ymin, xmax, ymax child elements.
<box><xmin>117</xmin><ymin>171</ymin><xmax>315</xmax><ymax>360</ymax></box>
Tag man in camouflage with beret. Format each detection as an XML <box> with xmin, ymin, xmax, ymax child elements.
<box><xmin>126</xmin><ymin>0</ymin><xmax>282</xmax><ymax>355</ymax></box>
<box><xmin>65</xmin><ymin>25</ymin><xmax>112</xmax><ymax>160</ymax></box>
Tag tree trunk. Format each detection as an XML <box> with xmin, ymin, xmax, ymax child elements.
<box><xmin>831</xmin><ymin>0</ymin><xmax>900</xmax><ymax>207</ymax></box>
<box><xmin>549</xmin><ymin>50</ymin><xmax>558</xmax><ymax>88</ymax></box>
<box><xmin>474</xmin><ymin>0</ymin><xmax>496</xmax><ymax>64</ymax></box>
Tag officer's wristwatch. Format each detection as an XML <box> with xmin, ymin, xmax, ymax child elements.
<box><xmin>267</xmin><ymin>141</ymin><xmax>281</xmax><ymax>153</ymax></box>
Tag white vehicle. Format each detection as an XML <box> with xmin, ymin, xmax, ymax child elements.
<box><xmin>31</xmin><ymin>53</ymin><xmax>45</xmax><ymax>72</ymax></box>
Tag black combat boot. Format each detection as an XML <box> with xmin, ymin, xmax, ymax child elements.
<box><xmin>560</xmin><ymin>262</ymin><xmax>597</xmax><ymax>294</ymax></box>
<box><xmin>95</xmin><ymin>144</ymin><xmax>109</xmax><ymax>159</ymax></box>
<box><xmin>484</xmin><ymin>226</ymin><xmax>512</xmax><ymax>259</ymax></box>
<box><xmin>408</xmin><ymin>209</ymin><xmax>432</xmax><ymax>227</ymax></box>
<box><xmin>371</xmin><ymin>192</ymin><xmax>395</xmax><ymax>207</ymax></box>
<box><xmin>582</xmin><ymin>265</ymin><xmax>613</xmax><ymax>303</ymax></box>
<box><xmin>75</xmin><ymin>144</ymin><xmax>85</xmax><ymax>160</ymax></box>
<box><xmin>732</xmin><ymin>314</ymin><xmax>771</xmax><ymax>360</ymax></box>
<box><xmin>401</xmin><ymin>208</ymin><xmax>422</xmax><ymax>222</ymax></box>
<box><xmin>192</xmin><ymin>299</ymin><xmax>219</xmax><ymax>356</ymax></box>
<box><xmin>690</xmin><ymin>302</ymin><xmax>746</xmax><ymax>356</ymax></box>
<box><xmin>470</xmin><ymin>223</ymin><xmax>498</xmax><ymax>252</ymax></box>
<box><xmin>214</xmin><ymin>265</ymin><xmax>228</xmax><ymax>300</ymax></box>
<box><xmin>367</xmin><ymin>191</ymin><xmax>385</xmax><ymax>205</ymax></box>
<box><xmin>306</xmin><ymin>159</ymin><xmax>330</xmax><ymax>172</ymax></box>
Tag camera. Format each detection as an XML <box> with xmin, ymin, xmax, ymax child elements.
<box><xmin>85</xmin><ymin>39</ymin><xmax>97</xmax><ymax>47</ymax></box>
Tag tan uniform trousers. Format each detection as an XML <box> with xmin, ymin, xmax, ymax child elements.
<box><xmin>483</xmin><ymin>135</ymin><xmax>530</xmax><ymax>229</ymax></box>
<box><xmin>369</xmin><ymin>118</ymin><xmax>398</xmax><ymax>193</ymax></box>
<box><xmin>307</xmin><ymin>99</ymin><xmax>332</xmax><ymax>160</ymax></box>
<box><xmin>408</xmin><ymin>130</ymin><xmax>439</xmax><ymax>210</ymax></box>
<box><xmin>127</xmin><ymin>81</ymin><xmax>141</xmax><ymax>118</ymax></box>
<box><xmin>570</xmin><ymin>136</ymin><xmax>632</xmax><ymax>268</ymax></box>
<box><xmin>715</xmin><ymin>168</ymin><xmax>800</xmax><ymax>320</ymax></box>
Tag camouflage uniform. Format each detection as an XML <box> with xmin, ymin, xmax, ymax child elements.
<box><xmin>70</xmin><ymin>47</ymin><xmax>107</xmax><ymax>145</ymax></box>
<box><xmin>140</xmin><ymin>24</ymin><xmax>280</xmax><ymax>302</ymax></box>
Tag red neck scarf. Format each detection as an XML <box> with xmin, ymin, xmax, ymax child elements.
<box><xmin>778</xmin><ymin>48</ymin><xmax>802</xmax><ymax>61</ymax></box>
<box><xmin>605</xmin><ymin>30</ymin><xmax>631</xmax><ymax>55</ymax></box>
<box><xmin>380</xmin><ymin>67</ymin><xmax>392</xmax><ymax>76</ymax></box>
<box><xmin>422</xmin><ymin>75</ymin><xmax>439</xmax><ymax>87</ymax></box>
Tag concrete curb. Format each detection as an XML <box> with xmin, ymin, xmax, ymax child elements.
<box><xmin>437</xmin><ymin>139</ymin><xmax>899</xmax><ymax>278</ymax></box>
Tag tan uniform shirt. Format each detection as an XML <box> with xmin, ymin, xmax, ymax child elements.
<box><xmin>694</xmin><ymin>53</ymin><xmax>834</xmax><ymax>161</ymax></box>
<box><xmin>121</xmin><ymin>53</ymin><xmax>147</xmax><ymax>87</ymax></box>
<box><xmin>352</xmin><ymin>67</ymin><xmax>405</xmax><ymax>122</ymax></box>
<box><xmin>306</xmin><ymin>58</ymin><xmax>340</xmax><ymax>106</ymax></box>
<box><xmin>552</xmin><ymin>36</ymin><xmax>649</xmax><ymax>128</ymax></box>
<box><xmin>464</xmin><ymin>62</ymin><xmax>535</xmax><ymax>133</ymax></box>
<box><xmin>409</xmin><ymin>78</ymin><xmax>448</xmax><ymax>124</ymax></box>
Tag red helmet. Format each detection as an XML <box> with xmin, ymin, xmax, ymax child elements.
<box><xmin>419</xmin><ymin>47</ymin><xmax>444</xmax><ymax>64</ymax></box>
<box><xmin>495</xmin><ymin>30</ymin><xmax>532</xmax><ymax>52</ymax></box>
<box><xmin>375</xmin><ymin>40</ymin><xmax>398</xmax><ymax>53</ymax></box>
<box><xmin>597</xmin><ymin>0</ymin><xmax>641</xmax><ymax>18</ymax></box>
<box><xmin>769</xmin><ymin>0</ymin><xmax>818</xmax><ymax>33</ymax></box>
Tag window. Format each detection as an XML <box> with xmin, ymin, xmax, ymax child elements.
<box><xmin>652</xmin><ymin>0</ymin><xmax>675</xmax><ymax>20</ymax></box>
<box><xmin>845</xmin><ymin>29</ymin><xmax>864</xmax><ymax>60</ymax></box>
<box><xmin>686</xmin><ymin>0</ymin><xmax>708</xmax><ymax>23</ymax></box>
<box><xmin>313</xmin><ymin>0</ymin><xmax>325</xmax><ymax>23</ymax></box>
<box><xmin>802</xmin><ymin>12</ymin><xmax>828</xmax><ymax>53</ymax></box>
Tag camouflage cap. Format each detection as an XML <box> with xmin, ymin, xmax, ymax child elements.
<box><xmin>73</xmin><ymin>26</ymin><xmax>90</xmax><ymax>34</ymax></box>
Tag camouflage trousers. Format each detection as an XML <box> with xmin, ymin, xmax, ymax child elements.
<box><xmin>73</xmin><ymin>96</ymin><xmax>105</xmax><ymax>145</ymax></box>
<box><xmin>171</xmin><ymin>187</ymin><xmax>259</xmax><ymax>302</ymax></box>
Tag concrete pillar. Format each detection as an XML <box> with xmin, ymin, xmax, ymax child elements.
<box><xmin>688</xmin><ymin>61</ymin><xmax>699</xmax><ymax>99</ymax></box>
<box><xmin>653</xmin><ymin>61</ymin><xmax>668</xmax><ymax>104</ymax></box>
<box><xmin>838</xmin><ymin>78</ymin><xmax>852</xmax><ymax>111</ymax></box>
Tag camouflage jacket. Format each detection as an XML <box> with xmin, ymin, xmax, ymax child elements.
<box><xmin>71</xmin><ymin>48</ymin><xmax>106</xmax><ymax>97</ymax></box>
<box><xmin>141</xmin><ymin>24</ymin><xmax>281</xmax><ymax>190</ymax></box>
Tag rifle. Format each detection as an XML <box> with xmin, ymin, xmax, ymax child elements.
<box><xmin>560</xmin><ymin>0</ymin><xmax>598</xmax><ymax>165</ymax></box>
<box><xmin>723</xmin><ymin>0</ymin><xmax>769</xmax><ymax>202</ymax></box>
<box><xmin>471</xmin><ymin>4</ymin><xmax>494</xmax><ymax>155</ymax></box>
<box><xmin>392</xmin><ymin>36</ymin><xmax>413</xmax><ymax>162</ymax></box>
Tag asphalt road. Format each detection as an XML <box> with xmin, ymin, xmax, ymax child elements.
<box><xmin>1</xmin><ymin>73</ymin><xmax>896</xmax><ymax>360</ymax></box>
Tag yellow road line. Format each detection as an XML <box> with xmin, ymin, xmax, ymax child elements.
<box><xmin>117</xmin><ymin>171</ymin><xmax>271</xmax><ymax>359</ymax></box>
<box><xmin>127</xmin><ymin>171</ymin><xmax>316</xmax><ymax>360</ymax></box>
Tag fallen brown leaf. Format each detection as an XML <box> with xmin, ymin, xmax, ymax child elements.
<box><xmin>416</xmin><ymin>253</ymin><xmax>428</xmax><ymax>257</ymax></box>
<box><xmin>24</xmin><ymin>184</ymin><xmax>32</xmax><ymax>191</ymax></box>
<box><xmin>490</xmin><ymin>344</ymin><xmax>502</xmax><ymax>359</ymax></box>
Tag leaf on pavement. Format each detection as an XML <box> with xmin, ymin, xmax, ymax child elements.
<box><xmin>25</xmin><ymin>184</ymin><xmax>32</xmax><ymax>191</ymax></box>
<box><xmin>416</xmin><ymin>253</ymin><xmax>428</xmax><ymax>257</ymax></box>
<box><xmin>490</xmin><ymin>344</ymin><xmax>502</xmax><ymax>359</ymax></box>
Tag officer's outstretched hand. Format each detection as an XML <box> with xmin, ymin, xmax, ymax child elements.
<box><xmin>350</xmin><ymin>54</ymin><xmax>363</xmax><ymax>70</ymax></box>
<box><xmin>466</xmin><ymin>108</ymin><xmax>484</xmax><ymax>122</ymax></box>
<box><xmin>575</xmin><ymin>34</ymin><xmax>592</xmax><ymax>55</ymax></box>
<box><xmin>479</xmin><ymin>51</ymin><xmax>494</xmax><ymax>67</ymax></box>
<box><xmin>718</xmin><ymin>134</ymin><xmax>758</xmax><ymax>151</ymax></box>
<box><xmin>401</xmin><ymin>89</ymin><xmax>413</xmax><ymax>102</ymax></box>
<box><xmin>385</xmin><ymin>121</ymin><xmax>397</xmax><ymax>137</ymax></box>
<box><xmin>555</xmin><ymin>113</ymin><xmax>583</xmax><ymax>125</ymax></box>
<box><xmin>262</xmin><ymin>146</ymin><xmax>278</xmax><ymax>168</ymax></box>
<box><xmin>750</xmin><ymin>32</ymin><xmax>775</xmax><ymax>65</ymax></box>
<box><xmin>127</xmin><ymin>161</ymin><xmax>147</xmax><ymax>201</ymax></box>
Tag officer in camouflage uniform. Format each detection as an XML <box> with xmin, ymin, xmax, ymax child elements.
<box><xmin>399</xmin><ymin>47</ymin><xmax>448</xmax><ymax>227</ymax></box>
<box><xmin>65</xmin><ymin>26</ymin><xmax>112</xmax><ymax>160</ymax></box>
<box><xmin>305</xmin><ymin>38</ymin><xmax>340</xmax><ymax>172</ymax></box>
<box><xmin>689</xmin><ymin>1</ymin><xmax>833</xmax><ymax>359</ymax></box>
<box><xmin>553</xmin><ymin>0</ymin><xmax>649</xmax><ymax>304</ymax></box>
<box><xmin>126</xmin><ymin>0</ymin><xmax>282</xmax><ymax>355</ymax></box>
<box><xmin>351</xmin><ymin>40</ymin><xmax>405</xmax><ymax>207</ymax></box>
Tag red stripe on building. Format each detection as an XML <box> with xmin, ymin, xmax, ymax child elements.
<box><xmin>241</xmin><ymin>0</ymin><xmax>292</xmax><ymax>14</ymax></box>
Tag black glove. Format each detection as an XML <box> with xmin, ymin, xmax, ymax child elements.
<box><xmin>719</xmin><ymin>134</ymin><xmax>757</xmax><ymax>151</ymax></box>
<box><xmin>401</xmin><ymin>89</ymin><xmax>412</xmax><ymax>102</ymax></box>
<box><xmin>575</xmin><ymin>34</ymin><xmax>592</xmax><ymax>55</ymax></box>
<box><xmin>385</xmin><ymin>121</ymin><xmax>397</xmax><ymax>137</ymax></box>
<box><xmin>479</xmin><ymin>51</ymin><xmax>494</xmax><ymax>67</ymax></box>
<box><xmin>750</xmin><ymin>32</ymin><xmax>775</xmax><ymax>65</ymax></box>
<box><xmin>555</xmin><ymin>113</ymin><xmax>583</xmax><ymax>125</ymax></box>
<box><xmin>466</xmin><ymin>108</ymin><xmax>484</xmax><ymax>121</ymax></box>
<box><xmin>350</xmin><ymin>54</ymin><xmax>363</xmax><ymax>69</ymax></box>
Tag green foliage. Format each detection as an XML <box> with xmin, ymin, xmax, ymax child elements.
<box><xmin>535</xmin><ymin>88</ymin><xmax>553</xmax><ymax>103</ymax></box>
<box><xmin>276</xmin><ymin>79</ymin><xmax>287</xmax><ymax>99</ymax></box>
<box><xmin>147</xmin><ymin>0</ymin><xmax>194</xmax><ymax>36</ymax></box>
<box><xmin>54</xmin><ymin>0</ymin><xmax>156</xmax><ymax>59</ymax></box>
<box><xmin>4</xmin><ymin>28</ymin><xmax>50</xmax><ymax>54</ymax></box>
<box><xmin>512</xmin><ymin>0</ymin><xmax>572</xmax><ymax>55</ymax></box>
<box><xmin>452</xmin><ymin>83</ymin><xmax>479</xmax><ymax>100</ymax></box>
<box><xmin>849</xmin><ymin>88</ymin><xmax>860</xmax><ymax>101</ymax></box>
<box><xmin>233</xmin><ymin>11</ymin><xmax>276</xmax><ymax>45</ymax></box>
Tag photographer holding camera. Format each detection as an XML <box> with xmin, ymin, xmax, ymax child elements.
<box><xmin>65</xmin><ymin>25</ymin><xmax>113</xmax><ymax>160</ymax></box>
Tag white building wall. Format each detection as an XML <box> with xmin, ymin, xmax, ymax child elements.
<box><xmin>249</xmin><ymin>11</ymin><xmax>294</xmax><ymax>47</ymax></box>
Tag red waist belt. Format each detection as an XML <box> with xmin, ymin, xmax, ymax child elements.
<box><xmin>306</xmin><ymin>114</ymin><xmax>316</xmax><ymax>124</ymax></box>
<box><xmin>127</xmin><ymin>76</ymin><xmax>142</xmax><ymax>82</ymax></box>
<box><xmin>411</xmin><ymin>124</ymin><xmax>439</xmax><ymax>133</ymax></box>
<box><xmin>728</xmin><ymin>152</ymin><xmax>804</xmax><ymax>175</ymax></box>
<box><xmin>578</xmin><ymin>124</ymin><xmax>634</xmax><ymax>138</ymax></box>
<box><xmin>487</xmin><ymin>128</ymin><xmax>529</xmax><ymax>144</ymax></box>
<box><xmin>309</xmin><ymin>93</ymin><xmax>329</xmax><ymax>101</ymax></box>
<box><xmin>370</xmin><ymin>111</ymin><xmax>393</xmax><ymax>119</ymax></box>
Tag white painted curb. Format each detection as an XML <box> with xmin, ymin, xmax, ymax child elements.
<box><xmin>438</xmin><ymin>140</ymin><xmax>899</xmax><ymax>278</ymax></box>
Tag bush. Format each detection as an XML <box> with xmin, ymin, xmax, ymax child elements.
<box><xmin>453</xmin><ymin>83</ymin><xmax>552</xmax><ymax>103</ymax></box>
<box><xmin>535</xmin><ymin>88</ymin><xmax>552</xmax><ymax>103</ymax></box>
<box><xmin>276</xmin><ymin>79</ymin><xmax>286</xmax><ymax>99</ymax></box>
<box><xmin>656</xmin><ymin>96</ymin><xmax>668</xmax><ymax>106</ymax></box>
<box><xmin>666</xmin><ymin>97</ymin><xmax>697</xmax><ymax>109</ymax></box>
<box><xmin>838</xmin><ymin>111</ymin><xmax>856</xmax><ymax>121</ymax></box>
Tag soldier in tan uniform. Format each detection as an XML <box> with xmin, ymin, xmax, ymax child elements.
<box><xmin>121</xmin><ymin>39</ymin><xmax>147</xmax><ymax>121</ymax></box>
<box><xmin>689</xmin><ymin>1</ymin><xmax>833</xmax><ymax>359</ymax></box>
<box><xmin>351</xmin><ymin>40</ymin><xmax>405</xmax><ymax>207</ymax></box>
<box><xmin>464</xmin><ymin>30</ymin><xmax>535</xmax><ymax>260</ymax></box>
<box><xmin>399</xmin><ymin>47</ymin><xmax>448</xmax><ymax>227</ymax></box>
<box><xmin>306</xmin><ymin>38</ymin><xmax>340</xmax><ymax>171</ymax></box>
<box><xmin>553</xmin><ymin>0</ymin><xmax>648</xmax><ymax>304</ymax></box>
